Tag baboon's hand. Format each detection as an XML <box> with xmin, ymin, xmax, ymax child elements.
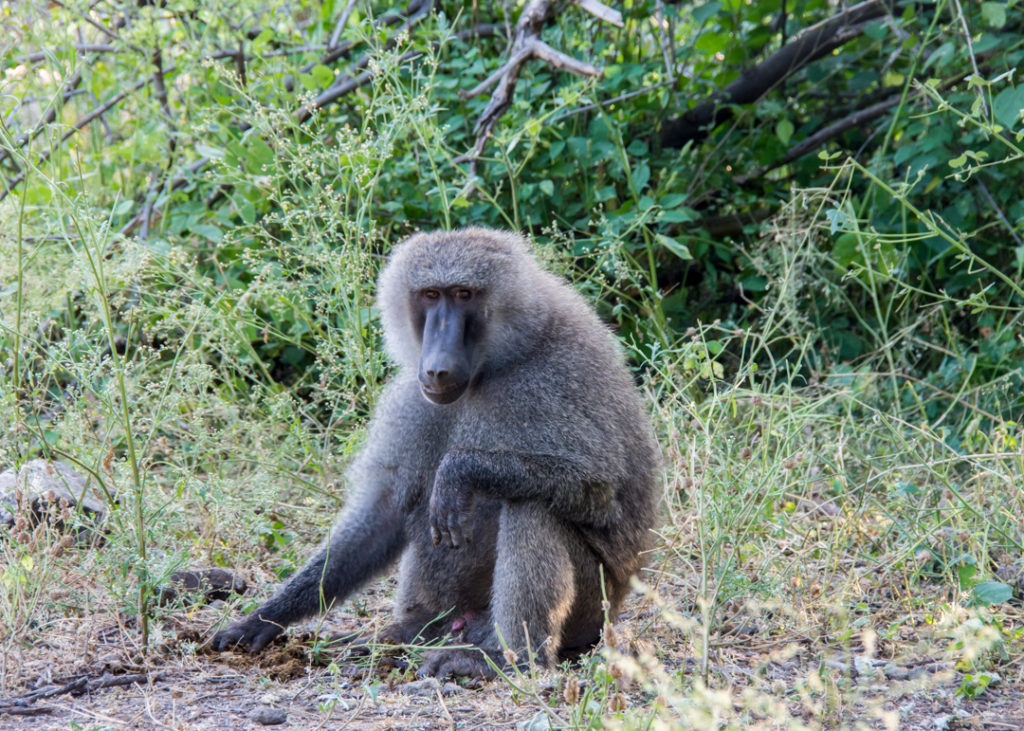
<box><xmin>429</xmin><ymin>478</ymin><xmax>476</xmax><ymax>548</ymax></box>
<box><xmin>210</xmin><ymin>613</ymin><xmax>283</xmax><ymax>653</ymax></box>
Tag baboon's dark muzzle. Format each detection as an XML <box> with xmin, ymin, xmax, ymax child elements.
<box><xmin>419</xmin><ymin>300</ymin><xmax>471</xmax><ymax>405</ymax></box>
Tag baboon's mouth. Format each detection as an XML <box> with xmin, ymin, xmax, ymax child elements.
<box><xmin>420</xmin><ymin>382</ymin><xmax>466</xmax><ymax>405</ymax></box>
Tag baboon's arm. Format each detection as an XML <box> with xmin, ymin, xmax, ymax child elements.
<box><xmin>428</xmin><ymin>448</ymin><xmax>618</xmax><ymax>548</ymax></box>
<box><xmin>211</xmin><ymin>488</ymin><xmax>407</xmax><ymax>652</ymax></box>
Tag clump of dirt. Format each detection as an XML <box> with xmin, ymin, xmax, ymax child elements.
<box><xmin>211</xmin><ymin>642</ymin><xmax>311</xmax><ymax>681</ymax></box>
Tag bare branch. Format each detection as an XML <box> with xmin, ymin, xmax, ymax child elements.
<box><xmin>18</xmin><ymin>44</ymin><xmax>118</xmax><ymax>63</ymax></box>
<box><xmin>661</xmin><ymin>0</ymin><xmax>893</xmax><ymax>148</ymax></box>
<box><xmin>529</xmin><ymin>39</ymin><xmax>600</xmax><ymax>77</ymax></box>
<box><xmin>576</xmin><ymin>0</ymin><xmax>623</xmax><ymax>27</ymax></box>
<box><xmin>457</xmin><ymin>0</ymin><xmax>604</xmax><ymax>168</ymax></box>
<box><xmin>287</xmin><ymin>0</ymin><xmax>430</xmax><ymax>93</ymax></box>
<box><xmin>330</xmin><ymin>0</ymin><xmax>362</xmax><ymax>49</ymax></box>
<box><xmin>733</xmin><ymin>72</ymin><xmax>968</xmax><ymax>186</ymax></box>
<box><xmin>50</xmin><ymin>0</ymin><xmax>144</xmax><ymax>54</ymax></box>
<box><xmin>0</xmin><ymin>71</ymin><xmax>82</xmax><ymax>167</ymax></box>
<box><xmin>0</xmin><ymin>72</ymin><xmax>160</xmax><ymax>203</ymax></box>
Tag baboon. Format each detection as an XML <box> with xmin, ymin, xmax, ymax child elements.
<box><xmin>211</xmin><ymin>228</ymin><xmax>660</xmax><ymax>677</ymax></box>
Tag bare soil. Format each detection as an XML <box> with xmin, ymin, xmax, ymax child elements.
<box><xmin>2</xmin><ymin>583</ymin><xmax>1022</xmax><ymax>730</ymax></box>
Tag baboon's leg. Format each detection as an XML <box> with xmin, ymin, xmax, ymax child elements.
<box><xmin>419</xmin><ymin>501</ymin><xmax>607</xmax><ymax>677</ymax></box>
<box><xmin>386</xmin><ymin>498</ymin><xmax>501</xmax><ymax>644</ymax></box>
<box><xmin>490</xmin><ymin>501</ymin><xmax>605</xmax><ymax>665</ymax></box>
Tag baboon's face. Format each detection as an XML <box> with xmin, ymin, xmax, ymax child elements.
<box><xmin>412</xmin><ymin>285</ymin><xmax>485</xmax><ymax>405</ymax></box>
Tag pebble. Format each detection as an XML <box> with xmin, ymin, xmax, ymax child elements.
<box><xmin>397</xmin><ymin>677</ymin><xmax>440</xmax><ymax>696</ymax></box>
<box><xmin>251</xmin><ymin>707</ymin><xmax>287</xmax><ymax>725</ymax></box>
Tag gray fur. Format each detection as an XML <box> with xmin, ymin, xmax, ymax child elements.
<box><xmin>211</xmin><ymin>228</ymin><xmax>660</xmax><ymax>676</ymax></box>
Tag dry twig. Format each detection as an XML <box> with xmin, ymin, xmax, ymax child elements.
<box><xmin>456</xmin><ymin>0</ymin><xmax>611</xmax><ymax>172</ymax></box>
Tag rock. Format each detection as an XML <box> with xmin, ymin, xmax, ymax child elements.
<box><xmin>996</xmin><ymin>562</ymin><xmax>1024</xmax><ymax>601</ymax></box>
<box><xmin>0</xmin><ymin>460</ymin><xmax>106</xmax><ymax>530</ymax></box>
<box><xmin>852</xmin><ymin>656</ymin><xmax>877</xmax><ymax>676</ymax></box>
<box><xmin>250</xmin><ymin>707</ymin><xmax>287</xmax><ymax>725</ymax></box>
<box><xmin>397</xmin><ymin>677</ymin><xmax>440</xmax><ymax>696</ymax></box>
<box><xmin>517</xmin><ymin>711</ymin><xmax>552</xmax><ymax>731</ymax></box>
<box><xmin>883</xmin><ymin>663</ymin><xmax>910</xmax><ymax>680</ymax></box>
<box><xmin>157</xmin><ymin>568</ymin><xmax>247</xmax><ymax>606</ymax></box>
<box><xmin>0</xmin><ymin>468</ymin><xmax>17</xmax><ymax>525</ymax></box>
<box><xmin>440</xmin><ymin>682</ymin><xmax>464</xmax><ymax>696</ymax></box>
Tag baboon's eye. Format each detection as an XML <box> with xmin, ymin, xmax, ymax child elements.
<box><xmin>455</xmin><ymin>288</ymin><xmax>473</xmax><ymax>302</ymax></box>
<box><xmin>422</xmin><ymin>288</ymin><xmax>440</xmax><ymax>300</ymax></box>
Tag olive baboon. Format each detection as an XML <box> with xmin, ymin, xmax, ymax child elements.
<box><xmin>211</xmin><ymin>228</ymin><xmax>659</xmax><ymax>677</ymax></box>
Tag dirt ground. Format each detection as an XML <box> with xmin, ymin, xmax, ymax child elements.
<box><xmin>2</xmin><ymin>585</ymin><xmax>1022</xmax><ymax>731</ymax></box>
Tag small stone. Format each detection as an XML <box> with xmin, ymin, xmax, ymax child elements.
<box><xmin>517</xmin><ymin>711</ymin><xmax>552</xmax><ymax>731</ymax></box>
<box><xmin>397</xmin><ymin>677</ymin><xmax>440</xmax><ymax>696</ymax></box>
<box><xmin>440</xmin><ymin>682</ymin><xmax>464</xmax><ymax>696</ymax></box>
<box><xmin>250</xmin><ymin>707</ymin><xmax>287</xmax><ymax>725</ymax></box>
<box><xmin>157</xmin><ymin>568</ymin><xmax>247</xmax><ymax>606</ymax></box>
<box><xmin>883</xmin><ymin>663</ymin><xmax>910</xmax><ymax>680</ymax></box>
<box><xmin>0</xmin><ymin>460</ymin><xmax>106</xmax><ymax>530</ymax></box>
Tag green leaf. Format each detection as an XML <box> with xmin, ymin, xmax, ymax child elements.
<box><xmin>832</xmin><ymin>233</ymin><xmax>860</xmax><ymax>268</ymax></box>
<box><xmin>659</xmin><ymin>193</ymin><xmax>687</xmax><ymax>209</ymax></box>
<box><xmin>661</xmin><ymin>208</ymin><xmax>697</xmax><ymax>223</ymax></box>
<box><xmin>192</xmin><ymin>224</ymin><xmax>223</xmax><ymax>242</ymax></box>
<box><xmin>233</xmin><ymin>195</ymin><xmax>255</xmax><ymax>224</ymax></box>
<box><xmin>539</xmin><ymin>179</ymin><xmax>554</xmax><ymax>196</ymax></box>
<box><xmin>657</xmin><ymin>234</ymin><xmax>692</xmax><ymax>260</ymax></box>
<box><xmin>196</xmin><ymin>144</ymin><xmax>225</xmax><ymax>160</ymax></box>
<box><xmin>864</xmin><ymin>21</ymin><xmax>887</xmax><ymax>41</ymax></box>
<box><xmin>693</xmin><ymin>1</ymin><xmax>722</xmax><ymax>24</ymax></box>
<box><xmin>311</xmin><ymin>64</ymin><xmax>335</xmax><ymax>89</ymax></box>
<box><xmin>695</xmin><ymin>32</ymin><xmax>728</xmax><ymax>54</ymax></box>
<box><xmin>252</xmin><ymin>28</ymin><xmax>273</xmax><ymax>53</ymax></box>
<box><xmin>972</xmin><ymin>581</ymin><xmax>1013</xmax><ymax>606</ymax></box>
<box><xmin>993</xmin><ymin>85</ymin><xmax>1024</xmax><ymax>129</ymax></box>
<box><xmin>741</xmin><ymin>275</ymin><xmax>766</xmax><ymax>292</ymax></box>
<box><xmin>981</xmin><ymin>2</ymin><xmax>1006</xmax><ymax>28</ymax></box>
<box><xmin>776</xmin><ymin>118</ymin><xmax>794</xmax><ymax>145</ymax></box>
<box><xmin>632</xmin><ymin>163</ymin><xmax>651</xmax><ymax>192</ymax></box>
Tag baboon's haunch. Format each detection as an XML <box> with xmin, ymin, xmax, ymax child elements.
<box><xmin>211</xmin><ymin>228</ymin><xmax>659</xmax><ymax>677</ymax></box>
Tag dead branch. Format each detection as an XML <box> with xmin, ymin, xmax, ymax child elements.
<box><xmin>330</xmin><ymin>0</ymin><xmax>362</xmax><ymax>48</ymax></box>
<box><xmin>0</xmin><ymin>71</ymin><xmax>163</xmax><ymax>203</ymax></box>
<box><xmin>457</xmin><ymin>0</ymin><xmax>607</xmax><ymax>168</ymax></box>
<box><xmin>50</xmin><ymin>0</ymin><xmax>143</xmax><ymax>54</ymax></box>
<box><xmin>661</xmin><ymin>0</ymin><xmax>893</xmax><ymax>148</ymax></box>
<box><xmin>577</xmin><ymin>0</ymin><xmax>623</xmax><ymax>27</ymax></box>
<box><xmin>18</xmin><ymin>45</ymin><xmax>118</xmax><ymax>63</ymax></box>
<box><xmin>0</xmin><ymin>71</ymin><xmax>83</xmax><ymax>168</ymax></box>
<box><xmin>734</xmin><ymin>72</ymin><xmax>968</xmax><ymax>186</ymax></box>
<box><xmin>286</xmin><ymin>0</ymin><xmax>431</xmax><ymax>93</ymax></box>
<box><xmin>298</xmin><ymin>22</ymin><xmax>504</xmax><ymax>122</ymax></box>
<box><xmin>0</xmin><ymin>671</ymin><xmax>162</xmax><ymax>715</ymax></box>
